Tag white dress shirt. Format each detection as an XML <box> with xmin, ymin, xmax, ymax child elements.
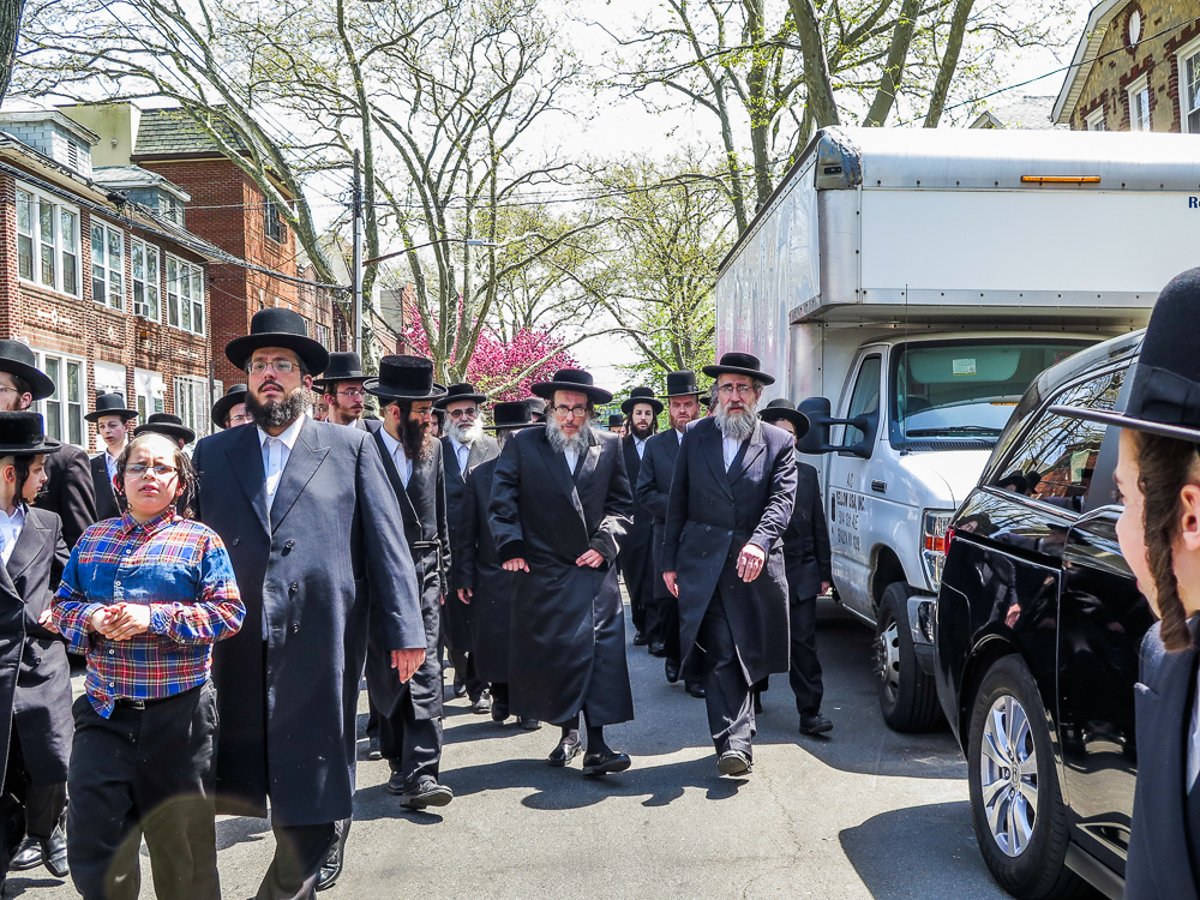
<box><xmin>379</xmin><ymin>427</ymin><xmax>413</xmax><ymax>487</ymax></box>
<box><xmin>564</xmin><ymin>445</ymin><xmax>579</xmax><ymax>475</ymax></box>
<box><xmin>105</xmin><ymin>449</ymin><xmax>121</xmax><ymax>483</ymax></box>
<box><xmin>675</xmin><ymin>428</ymin><xmax>685</xmax><ymax>444</ymax></box>
<box><xmin>722</xmin><ymin>435</ymin><xmax>742</xmax><ymax>471</ymax></box>
<box><xmin>258</xmin><ymin>414</ymin><xmax>306</xmax><ymax>512</ymax></box>
<box><xmin>0</xmin><ymin>504</ymin><xmax>25</xmax><ymax>567</ymax></box>
<box><xmin>633</xmin><ymin>436</ymin><xmax>648</xmax><ymax>459</ymax></box>
<box><xmin>448</xmin><ymin>434</ymin><xmax>470</xmax><ymax>476</ymax></box>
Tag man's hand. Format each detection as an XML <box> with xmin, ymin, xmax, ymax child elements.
<box><xmin>101</xmin><ymin>603</ymin><xmax>152</xmax><ymax>641</ymax></box>
<box><xmin>37</xmin><ymin>608</ymin><xmax>60</xmax><ymax>635</ymax></box>
<box><xmin>502</xmin><ymin>558</ymin><xmax>530</xmax><ymax>573</ymax></box>
<box><xmin>663</xmin><ymin>571</ymin><xmax>679</xmax><ymax>598</ymax></box>
<box><xmin>457</xmin><ymin>588</ymin><xmax>472</xmax><ymax>605</ymax></box>
<box><xmin>575</xmin><ymin>549</ymin><xmax>603</xmax><ymax>569</ymax></box>
<box><xmin>820</xmin><ymin>581</ymin><xmax>831</xmax><ymax>596</ymax></box>
<box><xmin>736</xmin><ymin>543</ymin><xmax>767</xmax><ymax>583</ymax></box>
<box><xmin>391</xmin><ymin>648</ymin><xmax>426</xmax><ymax>683</ymax></box>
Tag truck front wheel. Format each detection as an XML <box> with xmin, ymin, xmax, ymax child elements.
<box><xmin>874</xmin><ymin>583</ymin><xmax>942</xmax><ymax>732</ymax></box>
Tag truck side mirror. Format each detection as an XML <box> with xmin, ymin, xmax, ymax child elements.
<box><xmin>798</xmin><ymin>396</ymin><xmax>873</xmax><ymax>458</ymax></box>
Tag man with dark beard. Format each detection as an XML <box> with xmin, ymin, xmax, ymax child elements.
<box><xmin>435</xmin><ymin>383</ymin><xmax>499</xmax><ymax>710</ymax></box>
<box><xmin>363</xmin><ymin>356</ymin><xmax>455</xmax><ymax>810</ymax></box>
<box><xmin>661</xmin><ymin>352</ymin><xmax>796</xmax><ymax>777</ymax></box>
<box><xmin>489</xmin><ymin>369</ymin><xmax>635</xmax><ymax>776</ymax></box>
<box><xmin>617</xmin><ymin>387</ymin><xmax>660</xmax><ymax>647</ymax></box>
<box><xmin>316</xmin><ymin>352</ymin><xmax>368</xmax><ymax>429</ymax></box>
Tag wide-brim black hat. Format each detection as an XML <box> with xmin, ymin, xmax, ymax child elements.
<box><xmin>665</xmin><ymin>370</ymin><xmax>702</xmax><ymax>397</ymax></box>
<box><xmin>759</xmin><ymin>398</ymin><xmax>810</xmax><ymax>438</ymax></box>
<box><xmin>225</xmin><ymin>308</ymin><xmax>330</xmax><ymax>376</ymax></box>
<box><xmin>489</xmin><ymin>400</ymin><xmax>536</xmax><ymax>431</ymax></box>
<box><xmin>525</xmin><ymin>397</ymin><xmax>547</xmax><ymax>422</ymax></box>
<box><xmin>364</xmin><ymin>355</ymin><xmax>448</xmax><ymax>402</ymax></box>
<box><xmin>607</xmin><ymin>414</ymin><xmax>624</xmax><ymax>429</ymax></box>
<box><xmin>313</xmin><ymin>352</ymin><xmax>365</xmax><ymax>389</ymax></box>
<box><xmin>702</xmin><ymin>351</ymin><xmax>775</xmax><ymax>386</ymax></box>
<box><xmin>435</xmin><ymin>382</ymin><xmax>488</xmax><ymax>409</ymax></box>
<box><xmin>211</xmin><ymin>384</ymin><xmax>249</xmax><ymax>430</ymax></box>
<box><xmin>0</xmin><ymin>412</ymin><xmax>60</xmax><ymax>455</ymax></box>
<box><xmin>85</xmin><ymin>392</ymin><xmax>137</xmax><ymax>422</ymax></box>
<box><xmin>0</xmin><ymin>341</ymin><xmax>55</xmax><ymax>402</ymax></box>
<box><xmin>1051</xmin><ymin>268</ymin><xmax>1200</xmax><ymax>443</ymax></box>
<box><xmin>530</xmin><ymin>368</ymin><xmax>612</xmax><ymax>404</ymax></box>
<box><xmin>135</xmin><ymin>413</ymin><xmax>196</xmax><ymax>445</ymax></box>
<box><xmin>621</xmin><ymin>387</ymin><xmax>664</xmax><ymax>416</ymax></box>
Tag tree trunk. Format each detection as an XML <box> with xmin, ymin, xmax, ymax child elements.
<box><xmin>789</xmin><ymin>0</ymin><xmax>839</xmax><ymax>128</ymax></box>
<box><xmin>862</xmin><ymin>0</ymin><xmax>921</xmax><ymax>127</ymax></box>
<box><xmin>924</xmin><ymin>0</ymin><xmax>977</xmax><ymax>127</ymax></box>
<box><xmin>0</xmin><ymin>0</ymin><xmax>24</xmax><ymax>109</ymax></box>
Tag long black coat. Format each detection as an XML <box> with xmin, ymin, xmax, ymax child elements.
<box><xmin>634</xmin><ymin>429</ymin><xmax>681</xmax><ymax>601</ymax></box>
<box><xmin>662</xmin><ymin>417</ymin><xmax>797</xmax><ymax>683</ymax></box>
<box><xmin>617</xmin><ymin>435</ymin><xmax>656</xmax><ymax>608</ymax></box>
<box><xmin>191</xmin><ymin>418</ymin><xmax>424</xmax><ymax>826</ymax></box>
<box><xmin>364</xmin><ymin>422</ymin><xmax>448</xmax><ymax>722</ymax></box>
<box><xmin>441</xmin><ymin>434</ymin><xmax>499</xmax><ymax>649</ymax></box>
<box><xmin>489</xmin><ymin>427</ymin><xmax>635</xmax><ymax>726</ymax></box>
<box><xmin>40</xmin><ymin>444</ymin><xmax>96</xmax><ymax>549</ymax></box>
<box><xmin>455</xmin><ymin>456</ymin><xmax>513</xmax><ymax>683</ymax></box>
<box><xmin>89</xmin><ymin>453</ymin><xmax>121</xmax><ymax>522</ymax></box>
<box><xmin>1126</xmin><ymin>620</ymin><xmax>1200</xmax><ymax>898</ymax></box>
<box><xmin>783</xmin><ymin>461</ymin><xmax>832</xmax><ymax>601</ymax></box>
<box><xmin>0</xmin><ymin>508</ymin><xmax>71</xmax><ymax>785</ymax></box>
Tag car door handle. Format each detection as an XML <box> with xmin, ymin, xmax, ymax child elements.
<box><xmin>871</xmin><ymin>480</ymin><xmax>887</xmax><ymax>493</ymax></box>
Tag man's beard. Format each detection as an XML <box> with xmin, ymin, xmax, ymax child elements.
<box><xmin>448</xmin><ymin>416</ymin><xmax>484</xmax><ymax>446</ymax></box>
<box><xmin>630</xmin><ymin>419</ymin><xmax>654</xmax><ymax>440</ymax></box>
<box><xmin>715</xmin><ymin>395</ymin><xmax>758</xmax><ymax>442</ymax></box>
<box><xmin>402</xmin><ymin>415</ymin><xmax>433</xmax><ymax>464</ymax></box>
<box><xmin>545</xmin><ymin>413</ymin><xmax>591</xmax><ymax>455</ymax></box>
<box><xmin>247</xmin><ymin>386</ymin><xmax>308</xmax><ymax>429</ymax></box>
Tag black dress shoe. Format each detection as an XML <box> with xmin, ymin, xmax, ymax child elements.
<box><xmin>42</xmin><ymin>825</ymin><xmax>68</xmax><ymax>879</ymax></box>
<box><xmin>799</xmin><ymin>712</ymin><xmax>833</xmax><ymax>735</ymax></box>
<box><xmin>472</xmin><ymin>689</ymin><xmax>492</xmax><ymax>714</ymax></box>
<box><xmin>647</xmin><ymin>641</ymin><xmax>667</xmax><ymax>657</ymax></box>
<box><xmin>632</xmin><ymin>631</ymin><xmax>648</xmax><ymax>646</ymax></box>
<box><xmin>399</xmin><ymin>780</ymin><xmax>454</xmax><ymax>810</ymax></box>
<box><xmin>517</xmin><ymin>716</ymin><xmax>542</xmax><ymax>730</ymax></box>
<box><xmin>491</xmin><ymin>703</ymin><xmax>510</xmax><ymax>723</ymax></box>
<box><xmin>685</xmin><ymin>681</ymin><xmax>706</xmax><ymax>699</ymax></box>
<box><xmin>452</xmin><ymin>679</ymin><xmax>467</xmax><ymax>698</ymax></box>
<box><xmin>316</xmin><ymin>822</ymin><xmax>347</xmax><ymax>892</ymax></box>
<box><xmin>367</xmin><ymin>735</ymin><xmax>382</xmax><ymax>761</ymax></box>
<box><xmin>10</xmin><ymin>834</ymin><xmax>41</xmax><ymax>871</ymax></box>
<box><xmin>717</xmin><ymin>749</ymin><xmax>752</xmax><ymax>777</ymax></box>
<box><xmin>582</xmin><ymin>749</ymin><xmax>631</xmax><ymax>776</ymax></box>
<box><xmin>546</xmin><ymin>736</ymin><xmax>583</xmax><ymax>767</ymax></box>
<box><xmin>664</xmin><ymin>659</ymin><xmax>680</xmax><ymax>684</ymax></box>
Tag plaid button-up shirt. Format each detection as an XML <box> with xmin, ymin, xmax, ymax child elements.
<box><xmin>53</xmin><ymin>510</ymin><xmax>245</xmax><ymax>717</ymax></box>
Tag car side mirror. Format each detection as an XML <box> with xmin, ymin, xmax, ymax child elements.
<box><xmin>798</xmin><ymin>397</ymin><xmax>872</xmax><ymax>458</ymax></box>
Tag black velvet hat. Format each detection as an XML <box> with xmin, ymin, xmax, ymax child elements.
<box><xmin>0</xmin><ymin>341</ymin><xmax>55</xmax><ymax>401</ymax></box>
<box><xmin>85</xmin><ymin>392</ymin><xmax>137</xmax><ymax>422</ymax></box>
<box><xmin>225</xmin><ymin>308</ymin><xmax>330</xmax><ymax>376</ymax></box>
<box><xmin>621</xmin><ymin>386</ymin><xmax>664</xmax><ymax>416</ymax></box>
<box><xmin>664</xmin><ymin>370</ymin><xmax>701</xmax><ymax>397</ymax></box>
<box><xmin>530</xmin><ymin>369</ymin><xmax>613</xmax><ymax>404</ymax></box>
<box><xmin>134</xmin><ymin>413</ymin><xmax>196</xmax><ymax>445</ymax></box>
<box><xmin>702</xmin><ymin>351</ymin><xmax>775</xmax><ymax>386</ymax></box>
<box><xmin>313</xmin><ymin>352</ymin><xmax>365</xmax><ymax>391</ymax></box>
<box><xmin>1052</xmin><ymin>268</ymin><xmax>1200</xmax><ymax>443</ymax></box>
<box><xmin>525</xmin><ymin>397</ymin><xmax>547</xmax><ymax>422</ymax></box>
<box><xmin>211</xmin><ymin>384</ymin><xmax>248</xmax><ymax>430</ymax></box>
<box><xmin>607</xmin><ymin>413</ymin><xmax>624</xmax><ymax>429</ymax></box>
<box><xmin>364</xmin><ymin>355</ymin><xmax>448</xmax><ymax>402</ymax></box>
<box><xmin>0</xmin><ymin>412</ymin><xmax>60</xmax><ymax>455</ymax></box>
<box><xmin>435</xmin><ymin>382</ymin><xmax>488</xmax><ymax>409</ymax></box>
<box><xmin>759</xmin><ymin>398</ymin><xmax>810</xmax><ymax>438</ymax></box>
<box><xmin>488</xmin><ymin>401</ymin><xmax>536</xmax><ymax>431</ymax></box>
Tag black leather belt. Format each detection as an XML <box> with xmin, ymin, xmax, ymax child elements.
<box><xmin>114</xmin><ymin>682</ymin><xmax>204</xmax><ymax>710</ymax></box>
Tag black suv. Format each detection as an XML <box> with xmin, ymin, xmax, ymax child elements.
<box><xmin>934</xmin><ymin>329</ymin><xmax>1151</xmax><ymax>899</ymax></box>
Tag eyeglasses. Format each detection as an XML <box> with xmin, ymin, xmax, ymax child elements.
<box><xmin>553</xmin><ymin>404</ymin><xmax>589</xmax><ymax>418</ymax></box>
<box><xmin>247</xmin><ymin>359</ymin><xmax>298</xmax><ymax>374</ymax></box>
<box><xmin>336</xmin><ymin>388</ymin><xmax>365</xmax><ymax>398</ymax></box>
<box><xmin>227</xmin><ymin>413</ymin><xmax>252</xmax><ymax>425</ymax></box>
<box><xmin>717</xmin><ymin>383</ymin><xmax>756</xmax><ymax>396</ymax></box>
<box><xmin>448</xmin><ymin>407</ymin><xmax>477</xmax><ymax>419</ymax></box>
<box><xmin>126</xmin><ymin>463</ymin><xmax>178</xmax><ymax>479</ymax></box>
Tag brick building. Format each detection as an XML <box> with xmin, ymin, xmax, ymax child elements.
<box><xmin>1053</xmin><ymin>0</ymin><xmax>1200</xmax><ymax>132</ymax></box>
<box><xmin>0</xmin><ymin>109</ymin><xmax>223</xmax><ymax>451</ymax></box>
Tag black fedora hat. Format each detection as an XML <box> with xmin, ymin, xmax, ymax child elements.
<box><xmin>607</xmin><ymin>413</ymin><xmax>624</xmax><ymax>429</ymax></box>
<box><xmin>0</xmin><ymin>412</ymin><xmax>60</xmax><ymax>455</ymax></box>
<box><xmin>525</xmin><ymin>397</ymin><xmax>547</xmax><ymax>422</ymax></box>
<box><xmin>759</xmin><ymin>398</ymin><xmax>810</xmax><ymax>438</ymax></box>
<box><xmin>488</xmin><ymin>401</ymin><xmax>536</xmax><ymax>431</ymax></box>
<box><xmin>0</xmin><ymin>341</ymin><xmax>55</xmax><ymax>402</ymax></box>
<box><xmin>211</xmin><ymin>384</ymin><xmax>249</xmax><ymax>431</ymax></box>
<box><xmin>530</xmin><ymin>369</ymin><xmax>613</xmax><ymax>404</ymax></box>
<box><xmin>665</xmin><ymin>370</ymin><xmax>702</xmax><ymax>398</ymax></box>
<box><xmin>225</xmin><ymin>308</ymin><xmax>330</xmax><ymax>376</ymax></box>
<box><xmin>621</xmin><ymin>386</ymin><xmax>664</xmax><ymax>416</ymax></box>
<box><xmin>702</xmin><ymin>351</ymin><xmax>775</xmax><ymax>386</ymax></box>
<box><xmin>85</xmin><ymin>392</ymin><xmax>137</xmax><ymax>423</ymax></box>
<box><xmin>134</xmin><ymin>413</ymin><xmax>196</xmax><ymax>445</ymax></box>
<box><xmin>1052</xmin><ymin>268</ymin><xmax>1200</xmax><ymax>443</ymax></box>
<box><xmin>313</xmin><ymin>352</ymin><xmax>365</xmax><ymax>391</ymax></box>
<box><xmin>364</xmin><ymin>355</ymin><xmax>448</xmax><ymax>402</ymax></box>
<box><xmin>435</xmin><ymin>382</ymin><xmax>488</xmax><ymax>409</ymax></box>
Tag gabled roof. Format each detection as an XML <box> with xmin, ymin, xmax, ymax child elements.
<box><xmin>1053</xmin><ymin>0</ymin><xmax>1125</xmax><ymax>125</ymax></box>
<box><xmin>91</xmin><ymin>164</ymin><xmax>191</xmax><ymax>201</ymax></box>
<box><xmin>132</xmin><ymin>107</ymin><xmax>249</xmax><ymax>159</ymax></box>
<box><xmin>969</xmin><ymin>94</ymin><xmax>1058</xmax><ymax>129</ymax></box>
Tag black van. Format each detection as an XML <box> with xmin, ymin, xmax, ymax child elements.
<box><xmin>934</xmin><ymin>329</ymin><xmax>1150</xmax><ymax>899</ymax></box>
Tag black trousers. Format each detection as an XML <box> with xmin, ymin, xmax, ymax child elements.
<box><xmin>256</xmin><ymin>821</ymin><xmax>336</xmax><ymax>900</ymax></box>
<box><xmin>380</xmin><ymin>691</ymin><xmax>443</xmax><ymax>790</ymax></box>
<box><xmin>789</xmin><ymin>596</ymin><xmax>824</xmax><ymax>715</ymax></box>
<box><xmin>0</xmin><ymin>727</ymin><xmax>67</xmax><ymax>874</ymax></box>
<box><xmin>67</xmin><ymin>682</ymin><xmax>219</xmax><ymax>900</ymax></box>
<box><xmin>697</xmin><ymin>589</ymin><xmax>755</xmax><ymax>758</ymax></box>
<box><xmin>446</xmin><ymin>644</ymin><xmax>484</xmax><ymax>701</ymax></box>
<box><xmin>646</xmin><ymin>592</ymin><xmax>682</xmax><ymax>662</ymax></box>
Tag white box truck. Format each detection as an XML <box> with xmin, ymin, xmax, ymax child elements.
<box><xmin>715</xmin><ymin>126</ymin><xmax>1200</xmax><ymax>731</ymax></box>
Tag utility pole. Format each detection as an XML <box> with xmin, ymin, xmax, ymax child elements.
<box><xmin>351</xmin><ymin>148</ymin><xmax>364</xmax><ymax>357</ymax></box>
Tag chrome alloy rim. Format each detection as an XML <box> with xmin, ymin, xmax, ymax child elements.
<box><xmin>979</xmin><ymin>694</ymin><xmax>1039</xmax><ymax>857</ymax></box>
<box><xmin>874</xmin><ymin>618</ymin><xmax>900</xmax><ymax>704</ymax></box>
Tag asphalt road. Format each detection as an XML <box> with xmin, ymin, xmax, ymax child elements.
<box><xmin>13</xmin><ymin>600</ymin><xmax>1008</xmax><ymax>899</ymax></box>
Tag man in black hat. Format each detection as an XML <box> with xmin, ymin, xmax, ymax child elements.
<box><xmin>190</xmin><ymin>309</ymin><xmax>425</xmax><ymax>898</ymax></box>
<box><xmin>0</xmin><ymin>341</ymin><xmax>96</xmax><ymax>550</ymax></box>
<box><xmin>85</xmin><ymin>392</ymin><xmax>137</xmax><ymax>521</ymax></box>
<box><xmin>134</xmin><ymin>413</ymin><xmax>195</xmax><ymax>449</ymax></box>
<box><xmin>363</xmin><ymin>356</ymin><xmax>455</xmax><ymax>810</ymax></box>
<box><xmin>607</xmin><ymin>413</ymin><xmax>626</xmax><ymax>438</ymax></box>
<box><xmin>455</xmin><ymin>401</ymin><xmax>541</xmax><ymax>730</ymax></box>
<box><xmin>617</xmin><ymin>387</ymin><xmax>660</xmax><ymax>646</ymax></box>
<box><xmin>489</xmin><ymin>368</ymin><xmax>635</xmax><ymax>775</ymax></box>
<box><xmin>525</xmin><ymin>397</ymin><xmax>546</xmax><ymax>423</ymax></box>
<box><xmin>315</xmin><ymin>352</ymin><xmax>368</xmax><ymax>429</ymax></box>
<box><xmin>635</xmin><ymin>371</ymin><xmax>705</xmax><ymax>696</ymax></box>
<box><xmin>211</xmin><ymin>384</ymin><xmax>250</xmax><ymax>431</ymax></box>
<box><xmin>435</xmin><ymin>383</ymin><xmax>499</xmax><ymax>709</ymax></box>
<box><xmin>661</xmin><ymin>352</ymin><xmax>796</xmax><ymax>776</ymax></box>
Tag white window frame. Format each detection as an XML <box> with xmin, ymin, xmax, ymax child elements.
<box><xmin>90</xmin><ymin>220</ymin><xmax>125</xmax><ymax>310</ymax></box>
<box><xmin>165</xmin><ymin>254</ymin><xmax>205</xmax><ymax>336</ymax></box>
<box><xmin>1178</xmin><ymin>35</ymin><xmax>1200</xmax><ymax>134</ymax></box>
<box><xmin>130</xmin><ymin>238</ymin><xmax>161</xmax><ymax>320</ymax></box>
<box><xmin>32</xmin><ymin>348</ymin><xmax>87</xmax><ymax>448</ymax></box>
<box><xmin>1085</xmin><ymin>108</ymin><xmax>1106</xmax><ymax>131</ymax></box>
<box><xmin>1128</xmin><ymin>74</ymin><xmax>1151</xmax><ymax>131</ymax></box>
<box><xmin>173</xmin><ymin>375</ymin><xmax>212</xmax><ymax>442</ymax></box>
<box><xmin>133</xmin><ymin>368</ymin><xmax>165</xmax><ymax>423</ymax></box>
<box><xmin>14</xmin><ymin>183</ymin><xmax>80</xmax><ymax>297</ymax></box>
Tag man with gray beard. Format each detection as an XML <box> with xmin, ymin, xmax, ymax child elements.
<box><xmin>661</xmin><ymin>352</ymin><xmax>796</xmax><ymax>777</ymax></box>
<box><xmin>489</xmin><ymin>369</ymin><xmax>635</xmax><ymax>775</ymax></box>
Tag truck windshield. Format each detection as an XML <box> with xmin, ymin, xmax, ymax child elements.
<box><xmin>894</xmin><ymin>340</ymin><xmax>1091</xmax><ymax>440</ymax></box>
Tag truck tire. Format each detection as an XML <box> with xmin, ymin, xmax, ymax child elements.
<box><xmin>967</xmin><ymin>656</ymin><xmax>1086</xmax><ymax>899</ymax></box>
<box><xmin>874</xmin><ymin>583</ymin><xmax>941</xmax><ymax>732</ymax></box>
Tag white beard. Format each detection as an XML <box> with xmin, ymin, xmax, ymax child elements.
<box><xmin>448</xmin><ymin>416</ymin><xmax>484</xmax><ymax>445</ymax></box>
<box><xmin>715</xmin><ymin>399</ymin><xmax>758</xmax><ymax>442</ymax></box>
<box><xmin>546</xmin><ymin>413</ymin><xmax>591</xmax><ymax>454</ymax></box>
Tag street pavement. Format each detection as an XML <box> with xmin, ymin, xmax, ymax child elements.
<box><xmin>15</xmin><ymin>600</ymin><xmax>1009</xmax><ymax>899</ymax></box>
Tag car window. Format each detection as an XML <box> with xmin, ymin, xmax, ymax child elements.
<box><xmin>844</xmin><ymin>355</ymin><xmax>881</xmax><ymax>447</ymax></box>
<box><xmin>990</xmin><ymin>365</ymin><xmax>1129</xmax><ymax>513</ymax></box>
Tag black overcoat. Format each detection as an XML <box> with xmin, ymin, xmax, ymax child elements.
<box><xmin>782</xmin><ymin>461</ymin><xmax>832</xmax><ymax>601</ymax></box>
<box><xmin>441</xmin><ymin>434</ymin><xmax>499</xmax><ymax>650</ymax></box>
<box><xmin>364</xmin><ymin>422</ymin><xmax>447</xmax><ymax>722</ymax></box>
<box><xmin>89</xmin><ymin>453</ymin><xmax>121</xmax><ymax>522</ymax></box>
<box><xmin>636</xmin><ymin>429</ymin><xmax>682</xmax><ymax>601</ymax></box>
<box><xmin>455</xmin><ymin>456</ymin><xmax>513</xmax><ymax>683</ymax></box>
<box><xmin>0</xmin><ymin>508</ymin><xmax>72</xmax><ymax>785</ymax></box>
<box><xmin>40</xmin><ymin>444</ymin><xmax>96</xmax><ymax>549</ymax></box>
<box><xmin>488</xmin><ymin>427</ymin><xmax>635</xmax><ymax>726</ymax></box>
<box><xmin>617</xmin><ymin>435</ymin><xmax>656</xmax><ymax>608</ymax></box>
<box><xmin>191</xmin><ymin>417</ymin><xmax>424</xmax><ymax>826</ymax></box>
<box><xmin>661</xmin><ymin>417</ymin><xmax>797</xmax><ymax>683</ymax></box>
<box><xmin>1125</xmin><ymin>620</ymin><xmax>1200</xmax><ymax>898</ymax></box>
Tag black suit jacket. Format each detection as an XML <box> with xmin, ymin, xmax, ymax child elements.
<box><xmin>782</xmin><ymin>461</ymin><xmax>832</xmax><ymax>601</ymax></box>
<box><xmin>90</xmin><ymin>452</ymin><xmax>121</xmax><ymax>521</ymax></box>
<box><xmin>39</xmin><ymin>444</ymin><xmax>96</xmax><ymax>548</ymax></box>
<box><xmin>635</xmin><ymin>429</ymin><xmax>682</xmax><ymax>600</ymax></box>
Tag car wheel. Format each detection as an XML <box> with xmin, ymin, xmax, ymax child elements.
<box><xmin>967</xmin><ymin>655</ymin><xmax>1085</xmax><ymax>899</ymax></box>
<box><xmin>874</xmin><ymin>582</ymin><xmax>941</xmax><ymax>732</ymax></box>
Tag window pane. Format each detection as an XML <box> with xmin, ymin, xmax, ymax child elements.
<box><xmin>41</xmin><ymin>245</ymin><xmax>55</xmax><ymax>287</ymax></box>
<box><xmin>60</xmin><ymin>210</ymin><xmax>76</xmax><ymax>251</ymax></box>
<box><xmin>108</xmin><ymin>229</ymin><xmax>122</xmax><ymax>262</ymax></box>
<box><xmin>846</xmin><ymin>356</ymin><xmax>882</xmax><ymax>445</ymax></box>
<box><xmin>167</xmin><ymin>258</ymin><xmax>179</xmax><ymax>326</ymax></box>
<box><xmin>132</xmin><ymin>241</ymin><xmax>144</xmax><ymax>279</ymax></box>
<box><xmin>16</xmin><ymin>191</ymin><xmax>31</xmax><ymax>234</ymax></box>
<box><xmin>62</xmin><ymin>251</ymin><xmax>78</xmax><ymax>297</ymax></box>
<box><xmin>67</xmin><ymin>361</ymin><xmax>82</xmax><ymax>403</ymax></box>
<box><xmin>45</xmin><ymin>401</ymin><xmax>62</xmax><ymax>440</ymax></box>
<box><xmin>17</xmin><ymin>235</ymin><xmax>32</xmax><ymax>281</ymax></box>
<box><xmin>68</xmin><ymin>407</ymin><xmax>82</xmax><ymax>446</ymax></box>
<box><xmin>39</xmin><ymin>200</ymin><xmax>53</xmax><ymax>243</ymax></box>
<box><xmin>91</xmin><ymin>224</ymin><xmax>104</xmax><ymax>265</ymax></box>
